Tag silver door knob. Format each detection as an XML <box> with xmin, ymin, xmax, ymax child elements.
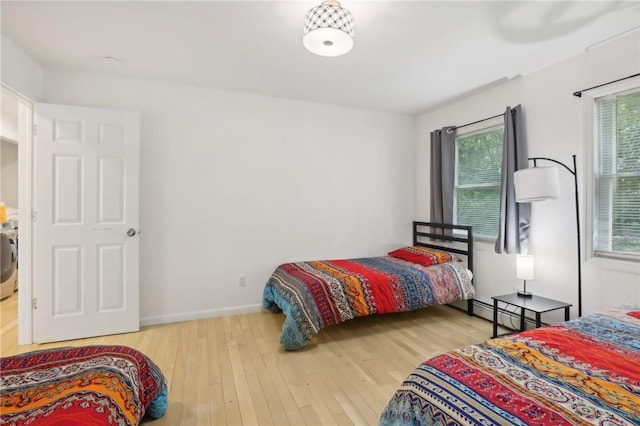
<box><xmin>127</xmin><ymin>228</ymin><xmax>137</xmax><ymax>237</ymax></box>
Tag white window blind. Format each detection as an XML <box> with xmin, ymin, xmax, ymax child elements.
<box><xmin>454</xmin><ymin>126</ymin><xmax>504</xmax><ymax>239</ymax></box>
<box><xmin>594</xmin><ymin>90</ymin><xmax>640</xmax><ymax>257</ymax></box>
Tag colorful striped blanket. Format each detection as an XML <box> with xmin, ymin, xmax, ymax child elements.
<box><xmin>380</xmin><ymin>304</ymin><xmax>640</xmax><ymax>426</ymax></box>
<box><xmin>0</xmin><ymin>345</ymin><xmax>168</xmax><ymax>426</ymax></box>
<box><xmin>263</xmin><ymin>256</ymin><xmax>474</xmax><ymax>350</ymax></box>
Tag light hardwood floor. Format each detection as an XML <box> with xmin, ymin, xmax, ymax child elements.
<box><xmin>1</xmin><ymin>293</ymin><xmax>498</xmax><ymax>425</ymax></box>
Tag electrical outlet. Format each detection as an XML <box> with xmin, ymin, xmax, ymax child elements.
<box><xmin>238</xmin><ymin>274</ymin><xmax>247</xmax><ymax>288</ymax></box>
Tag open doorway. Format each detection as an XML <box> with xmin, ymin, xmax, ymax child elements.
<box><xmin>1</xmin><ymin>87</ymin><xmax>140</xmax><ymax>346</ymax></box>
<box><xmin>1</xmin><ymin>84</ymin><xmax>34</xmax><ymax>345</ymax></box>
<box><xmin>1</xmin><ymin>87</ymin><xmax>20</xmax><ymax>300</ymax></box>
<box><xmin>1</xmin><ymin>86</ymin><xmax>21</xmax><ymax>350</ymax></box>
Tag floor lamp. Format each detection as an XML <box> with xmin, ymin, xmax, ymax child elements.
<box><xmin>513</xmin><ymin>155</ymin><xmax>581</xmax><ymax>317</ymax></box>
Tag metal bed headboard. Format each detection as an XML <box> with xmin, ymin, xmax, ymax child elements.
<box><xmin>412</xmin><ymin>221</ymin><xmax>474</xmax><ymax>316</ymax></box>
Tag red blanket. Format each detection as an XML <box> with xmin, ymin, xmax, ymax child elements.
<box><xmin>263</xmin><ymin>256</ymin><xmax>474</xmax><ymax>350</ymax></box>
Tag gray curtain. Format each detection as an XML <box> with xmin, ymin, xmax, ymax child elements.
<box><xmin>495</xmin><ymin>105</ymin><xmax>530</xmax><ymax>254</ymax></box>
<box><xmin>430</xmin><ymin>126</ymin><xmax>456</xmax><ymax>227</ymax></box>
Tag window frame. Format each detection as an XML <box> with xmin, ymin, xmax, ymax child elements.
<box><xmin>583</xmin><ymin>78</ymin><xmax>640</xmax><ymax>263</ymax></box>
<box><xmin>453</xmin><ymin>123</ymin><xmax>505</xmax><ymax>242</ymax></box>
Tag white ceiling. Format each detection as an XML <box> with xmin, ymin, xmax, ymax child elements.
<box><xmin>2</xmin><ymin>1</ymin><xmax>639</xmax><ymax>115</ymax></box>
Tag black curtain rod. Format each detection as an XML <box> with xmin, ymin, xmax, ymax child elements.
<box><xmin>450</xmin><ymin>112</ymin><xmax>505</xmax><ymax>132</ymax></box>
<box><xmin>573</xmin><ymin>73</ymin><xmax>640</xmax><ymax>97</ymax></box>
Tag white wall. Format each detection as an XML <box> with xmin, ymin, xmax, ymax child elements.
<box><xmin>1</xmin><ymin>35</ymin><xmax>44</xmax><ymax>101</ymax></box>
<box><xmin>1</xmin><ymin>86</ymin><xmax>20</xmax><ymax>209</ymax></box>
<box><xmin>1</xmin><ymin>140</ymin><xmax>19</xmax><ymax>208</ymax></box>
<box><xmin>417</xmin><ymin>31</ymin><xmax>640</xmax><ymax>321</ymax></box>
<box><xmin>1</xmin><ymin>87</ymin><xmax>19</xmax><ymax>141</ymax></box>
<box><xmin>44</xmin><ymin>71</ymin><xmax>416</xmax><ymax>324</ymax></box>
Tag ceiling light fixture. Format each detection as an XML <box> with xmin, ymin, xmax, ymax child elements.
<box><xmin>303</xmin><ymin>0</ymin><xmax>354</xmax><ymax>57</ymax></box>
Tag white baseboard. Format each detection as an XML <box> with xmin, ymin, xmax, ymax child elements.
<box><xmin>449</xmin><ymin>299</ymin><xmax>535</xmax><ymax>331</ymax></box>
<box><xmin>140</xmin><ymin>300</ymin><xmax>534</xmax><ymax>329</ymax></box>
<box><xmin>470</xmin><ymin>299</ymin><xmax>539</xmax><ymax>330</ymax></box>
<box><xmin>140</xmin><ymin>303</ymin><xmax>263</xmax><ymax>327</ymax></box>
<box><xmin>471</xmin><ymin>301</ymin><xmax>494</xmax><ymax>323</ymax></box>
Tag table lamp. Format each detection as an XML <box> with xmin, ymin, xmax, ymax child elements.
<box><xmin>516</xmin><ymin>254</ymin><xmax>534</xmax><ymax>297</ymax></box>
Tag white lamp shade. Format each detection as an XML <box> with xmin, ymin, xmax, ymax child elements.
<box><xmin>303</xmin><ymin>1</ymin><xmax>354</xmax><ymax>57</ymax></box>
<box><xmin>514</xmin><ymin>166</ymin><xmax>560</xmax><ymax>202</ymax></box>
<box><xmin>516</xmin><ymin>255</ymin><xmax>535</xmax><ymax>280</ymax></box>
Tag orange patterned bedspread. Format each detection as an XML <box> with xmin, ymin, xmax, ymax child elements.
<box><xmin>380</xmin><ymin>305</ymin><xmax>640</xmax><ymax>425</ymax></box>
<box><xmin>0</xmin><ymin>345</ymin><xmax>167</xmax><ymax>426</ymax></box>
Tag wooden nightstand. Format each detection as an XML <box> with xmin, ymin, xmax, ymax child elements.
<box><xmin>491</xmin><ymin>293</ymin><xmax>572</xmax><ymax>338</ymax></box>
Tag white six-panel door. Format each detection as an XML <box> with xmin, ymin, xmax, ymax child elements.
<box><xmin>34</xmin><ymin>104</ymin><xmax>140</xmax><ymax>343</ymax></box>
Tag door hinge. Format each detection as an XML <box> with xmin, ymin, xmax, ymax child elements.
<box><xmin>32</xmin><ymin>298</ymin><xmax>37</xmax><ymax>310</ymax></box>
<box><xmin>32</xmin><ymin>210</ymin><xmax>37</xmax><ymax>223</ymax></box>
<box><xmin>32</xmin><ymin>124</ymin><xmax>38</xmax><ymax>136</ymax></box>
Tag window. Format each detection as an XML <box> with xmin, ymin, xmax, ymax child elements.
<box><xmin>593</xmin><ymin>89</ymin><xmax>640</xmax><ymax>258</ymax></box>
<box><xmin>454</xmin><ymin>126</ymin><xmax>504</xmax><ymax>239</ymax></box>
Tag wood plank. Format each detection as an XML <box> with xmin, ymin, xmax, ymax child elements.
<box><xmin>1</xmin><ymin>292</ymin><xmax>498</xmax><ymax>425</ymax></box>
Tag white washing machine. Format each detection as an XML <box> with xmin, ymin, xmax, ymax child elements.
<box><xmin>0</xmin><ymin>228</ymin><xmax>17</xmax><ymax>300</ymax></box>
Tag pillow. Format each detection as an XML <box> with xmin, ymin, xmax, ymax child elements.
<box><xmin>388</xmin><ymin>246</ymin><xmax>453</xmax><ymax>267</ymax></box>
<box><xmin>628</xmin><ymin>311</ymin><xmax>640</xmax><ymax>320</ymax></box>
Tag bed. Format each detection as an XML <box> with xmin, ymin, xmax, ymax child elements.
<box><xmin>0</xmin><ymin>345</ymin><xmax>168</xmax><ymax>425</ymax></box>
<box><xmin>380</xmin><ymin>304</ymin><xmax>640</xmax><ymax>426</ymax></box>
<box><xmin>263</xmin><ymin>222</ymin><xmax>475</xmax><ymax>350</ymax></box>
